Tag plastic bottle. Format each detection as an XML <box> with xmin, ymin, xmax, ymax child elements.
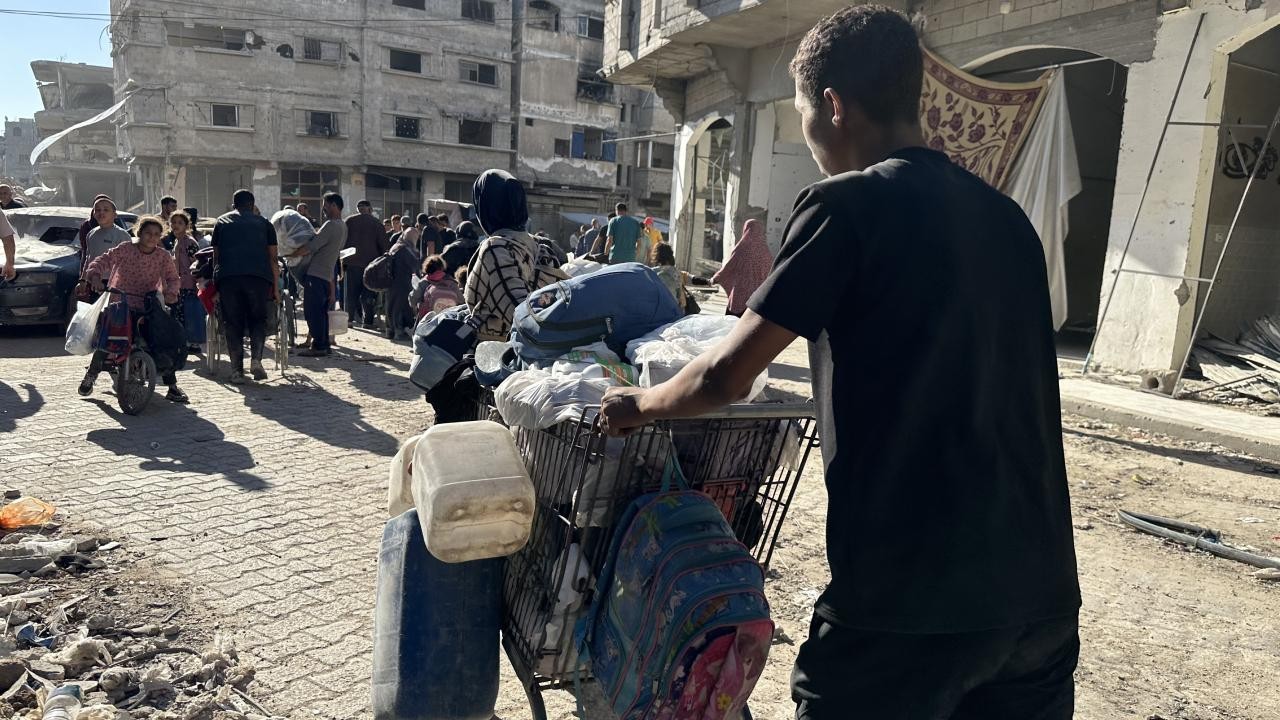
<box><xmin>411</xmin><ymin>420</ymin><xmax>534</xmax><ymax>563</ymax></box>
<box><xmin>42</xmin><ymin>685</ymin><xmax>82</xmax><ymax>720</ymax></box>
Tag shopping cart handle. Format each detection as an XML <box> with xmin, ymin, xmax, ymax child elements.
<box><xmin>588</xmin><ymin>401</ymin><xmax>817</xmax><ymax>423</ymax></box>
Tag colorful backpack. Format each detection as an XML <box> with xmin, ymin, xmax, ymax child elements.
<box><xmin>578</xmin><ymin>467</ymin><xmax>774</xmax><ymax>720</ymax></box>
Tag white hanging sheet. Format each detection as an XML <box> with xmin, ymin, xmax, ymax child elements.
<box><xmin>1006</xmin><ymin>72</ymin><xmax>1081</xmax><ymax>331</ymax></box>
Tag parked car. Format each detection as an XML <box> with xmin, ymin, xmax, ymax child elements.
<box><xmin>0</xmin><ymin>206</ymin><xmax>138</xmax><ymax>326</ymax></box>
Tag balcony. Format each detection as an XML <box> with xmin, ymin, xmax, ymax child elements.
<box><xmin>605</xmin><ymin>0</ymin><xmax>903</xmax><ymax>85</ymax></box>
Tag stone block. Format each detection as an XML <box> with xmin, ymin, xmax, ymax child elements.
<box><xmin>925</xmin><ymin>26</ymin><xmax>957</xmax><ymax>47</ymax></box>
<box><xmin>1031</xmin><ymin>1</ymin><xmax>1063</xmax><ymax>24</ymax></box>
<box><xmin>936</xmin><ymin>8</ymin><xmax>966</xmax><ymax>28</ymax></box>
<box><xmin>964</xmin><ymin>2</ymin><xmax>990</xmax><ymax>23</ymax></box>
<box><xmin>1062</xmin><ymin>0</ymin><xmax>1093</xmax><ymax>16</ymax></box>
<box><xmin>976</xmin><ymin>15</ymin><xmax>1006</xmax><ymax>38</ymax></box>
<box><xmin>952</xmin><ymin>20</ymin><xmax>981</xmax><ymax>42</ymax></box>
<box><xmin>1003</xmin><ymin>7</ymin><xmax>1034</xmax><ymax>29</ymax></box>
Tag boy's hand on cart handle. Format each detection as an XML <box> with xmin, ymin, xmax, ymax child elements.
<box><xmin>601</xmin><ymin>386</ymin><xmax>650</xmax><ymax>436</ymax></box>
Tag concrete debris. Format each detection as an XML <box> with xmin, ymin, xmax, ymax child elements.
<box><xmin>0</xmin><ymin>493</ymin><xmax>276</xmax><ymax>720</ymax></box>
<box><xmin>1252</xmin><ymin>568</ymin><xmax>1280</xmax><ymax>582</ymax></box>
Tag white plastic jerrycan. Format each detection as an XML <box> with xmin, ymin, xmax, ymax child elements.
<box><xmin>412</xmin><ymin>420</ymin><xmax>535</xmax><ymax>563</ymax></box>
<box><xmin>387</xmin><ymin>433</ymin><xmax>424</xmax><ymax>518</ymax></box>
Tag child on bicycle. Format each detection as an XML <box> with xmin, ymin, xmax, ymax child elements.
<box><xmin>409</xmin><ymin>254</ymin><xmax>461</xmax><ymax>322</ymax></box>
<box><xmin>79</xmin><ymin>215</ymin><xmax>188</xmax><ymax>404</ymax></box>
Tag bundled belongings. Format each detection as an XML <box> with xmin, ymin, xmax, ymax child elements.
<box><xmin>410</xmin><ymin>305</ymin><xmax>477</xmax><ymax>392</ymax></box>
<box><xmin>627</xmin><ymin>314</ymin><xmax>768</xmax><ymax>401</ymax></box>
<box><xmin>493</xmin><ymin>343</ymin><xmax>636</xmax><ymax>429</ymax></box>
<box><xmin>560</xmin><ymin>256</ymin><xmax>605</xmax><ymax>278</ymax></box>
<box><xmin>270</xmin><ymin>209</ymin><xmax>316</xmax><ymax>272</ymax></box>
<box><xmin>510</xmin><ymin>262</ymin><xmax>682</xmax><ymax>363</ymax></box>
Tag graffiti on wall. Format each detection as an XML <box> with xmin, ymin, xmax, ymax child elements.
<box><xmin>1220</xmin><ymin>135</ymin><xmax>1279</xmax><ymax>182</ymax></box>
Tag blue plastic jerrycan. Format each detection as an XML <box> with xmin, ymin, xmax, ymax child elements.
<box><xmin>372</xmin><ymin>509</ymin><xmax>503</xmax><ymax>720</ymax></box>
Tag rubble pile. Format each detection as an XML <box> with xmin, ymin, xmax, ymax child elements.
<box><xmin>0</xmin><ymin>494</ymin><xmax>281</xmax><ymax>720</ymax></box>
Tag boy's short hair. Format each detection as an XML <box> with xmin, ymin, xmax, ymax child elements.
<box><xmin>417</xmin><ymin>212</ymin><xmax>432</xmax><ymax>226</ymax></box>
<box><xmin>160</xmin><ymin>195</ymin><xmax>177</xmax><ymax>207</ymax></box>
<box><xmin>323</xmin><ymin>192</ymin><xmax>344</xmax><ymax>211</ymax></box>
<box><xmin>789</xmin><ymin>5</ymin><xmax>923</xmax><ymax>127</ymax></box>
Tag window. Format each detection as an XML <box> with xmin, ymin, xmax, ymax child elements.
<box><xmin>554</xmin><ymin>139</ymin><xmax>571</xmax><ymax>157</ymax></box>
<box><xmin>393</xmin><ymin>0</ymin><xmax>426</xmax><ymax>7</ymax></box>
<box><xmin>459</xmin><ymin>60</ymin><xmax>497</xmax><ymax>86</ymax></box>
<box><xmin>459</xmin><ymin>119</ymin><xmax>492</xmax><ymax>147</ymax></box>
<box><xmin>651</xmin><ymin>142</ymin><xmax>674</xmax><ymax>169</ymax></box>
<box><xmin>389</xmin><ymin>48</ymin><xmax>423</xmax><ymax>73</ymax></box>
<box><xmin>525</xmin><ymin>118</ymin><xmax>534</xmax><ymax>127</ymax></box>
<box><xmin>577</xmin><ymin>63</ymin><xmax>613</xmax><ymax>104</ymax></box>
<box><xmin>528</xmin><ymin>0</ymin><xmax>560</xmax><ymax>31</ymax></box>
<box><xmin>462</xmin><ymin>0</ymin><xmax>496</xmax><ymax>23</ymax></box>
<box><xmin>306</xmin><ymin>111</ymin><xmax>338</xmax><ymax>137</ymax></box>
<box><xmin>211</xmin><ymin>104</ymin><xmax>239</xmax><ymax>127</ymax></box>
<box><xmin>577</xmin><ymin>14</ymin><xmax>604</xmax><ymax>40</ymax></box>
<box><xmin>303</xmin><ymin>37</ymin><xmax>341</xmax><ymax>63</ymax></box>
<box><xmin>620</xmin><ymin>103</ymin><xmax>628</xmax><ymax>123</ymax></box>
<box><xmin>281</xmin><ymin>167</ymin><xmax>340</xmax><ymax>209</ymax></box>
<box><xmin>444</xmin><ymin>179</ymin><xmax>470</xmax><ymax>202</ymax></box>
<box><xmin>11</xmin><ymin>127</ymin><xmax>20</xmax><ymax>137</ymax></box>
<box><xmin>165</xmin><ymin>22</ymin><xmax>254</xmax><ymax>51</ymax></box>
<box><xmin>394</xmin><ymin>116</ymin><xmax>421</xmax><ymax>139</ymax></box>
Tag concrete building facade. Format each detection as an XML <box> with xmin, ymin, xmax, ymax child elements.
<box><xmin>30</xmin><ymin>61</ymin><xmax>139</xmax><ymax>207</ymax></box>
<box><xmin>1</xmin><ymin>118</ymin><xmax>37</xmax><ymax>186</ymax></box>
<box><xmin>106</xmin><ymin>0</ymin><xmax>674</xmax><ymax>237</ymax></box>
<box><xmin>602</xmin><ymin>0</ymin><xmax>1280</xmax><ymax>379</ymax></box>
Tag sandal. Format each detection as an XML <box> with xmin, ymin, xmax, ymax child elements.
<box><xmin>165</xmin><ymin>387</ymin><xmax>190</xmax><ymax>404</ymax></box>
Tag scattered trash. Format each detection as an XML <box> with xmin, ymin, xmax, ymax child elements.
<box><xmin>1119</xmin><ymin>510</ymin><xmax>1280</xmax><ymax>571</ymax></box>
<box><xmin>1252</xmin><ymin>568</ymin><xmax>1280</xmax><ymax>582</ymax></box>
<box><xmin>0</xmin><ymin>491</ymin><xmax>280</xmax><ymax>720</ymax></box>
<box><xmin>0</xmin><ymin>499</ymin><xmax>57</xmax><ymax>530</ymax></box>
<box><xmin>1237</xmin><ymin>516</ymin><xmax>1266</xmax><ymax>524</ymax></box>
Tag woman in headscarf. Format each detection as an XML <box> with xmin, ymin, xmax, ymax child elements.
<box><xmin>463</xmin><ymin>169</ymin><xmax>566</xmax><ymax>342</ymax></box>
<box><xmin>712</xmin><ymin>218</ymin><xmax>773</xmax><ymax>317</ymax></box>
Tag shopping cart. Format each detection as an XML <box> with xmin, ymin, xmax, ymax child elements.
<box><xmin>477</xmin><ymin>394</ymin><xmax>820</xmax><ymax>720</ymax></box>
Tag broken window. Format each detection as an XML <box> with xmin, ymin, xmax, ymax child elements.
<box><xmin>528</xmin><ymin>0</ymin><xmax>560</xmax><ymax>31</ymax></box>
<box><xmin>211</xmin><ymin>104</ymin><xmax>239</xmax><ymax>127</ymax></box>
<box><xmin>303</xmin><ymin>38</ymin><xmax>341</xmax><ymax>63</ymax></box>
<box><xmin>459</xmin><ymin>119</ymin><xmax>493</xmax><ymax>147</ymax></box>
<box><xmin>281</xmin><ymin>167</ymin><xmax>340</xmax><ymax>209</ymax></box>
<box><xmin>459</xmin><ymin>60</ymin><xmax>497</xmax><ymax>86</ymax></box>
<box><xmin>389</xmin><ymin>48</ymin><xmax>423</xmax><ymax>73</ymax></box>
<box><xmin>650</xmin><ymin>142</ymin><xmax>675</xmax><ymax>169</ymax></box>
<box><xmin>165</xmin><ymin>22</ymin><xmax>254</xmax><ymax>51</ymax></box>
<box><xmin>571</xmin><ymin>127</ymin><xmax>605</xmax><ymax>160</ymax></box>
<box><xmin>393</xmin><ymin>0</ymin><xmax>426</xmax><ymax>8</ymax></box>
<box><xmin>554</xmin><ymin>139</ymin><xmax>571</xmax><ymax>158</ymax></box>
<box><xmin>306</xmin><ymin>111</ymin><xmax>338</xmax><ymax>137</ymax></box>
<box><xmin>577</xmin><ymin>14</ymin><xmax>604</xmax><ymax>40</ymax></box>
<box><xmin>461</xmin><ymin>0</ymin><xmax>496</xmax><ymax>23</ymax></box>
<box><xmin>394</xmin><ymin>116</ymin><xmax>421</xmax><ymax>139</ymax></box>
<box><xmin>576</xmin><ymin>63</ymin><xmax>612</xmax><ymax>104</ymax></box>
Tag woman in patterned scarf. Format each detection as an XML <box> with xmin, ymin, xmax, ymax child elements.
<box><xmin>463</xmin><ymin>169</ymin><xmax>566</xmax><ymax>342</ymax></box>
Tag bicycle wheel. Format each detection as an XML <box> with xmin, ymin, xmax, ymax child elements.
<box><xmin>117</xmin><ymin>351</ymin><xmax>157</xmax><ymax>416</ymax></box>
<box><xmin>205</xmin><ymin>313</ymin><xmax>227</xmax><ymax>377</ymax></box>
<box><xmin>275</xmin><ymin>298</ymin><xmax>290</xmax><ymax>374</ymax></box>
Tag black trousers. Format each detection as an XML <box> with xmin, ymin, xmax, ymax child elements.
<box><xmin>792</xmin><ymin>613</ymin><xmax>1079</xmax><ymax>720</ymax></box>
<box><xmin>218</xmin><ymin>275</ymin><xmax>270</xmax><ymax>371</ymax></box>
<box><xmin>303</xmin><ymin>275</ymin><xmax>331</xmax><ymax>351</ymax></box>
<box><xmin>344</xmin><ymin>268</ymin><xmax>377</xmax><ymax>326</ymax></box>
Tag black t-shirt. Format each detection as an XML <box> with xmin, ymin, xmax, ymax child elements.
<box><xmin>749</xmin><ymin>147</ymin><xmax>1080</xmax><ymax>633</ymax></box>
<box><xmin>211</xmin><ymin>210</ymin><xmax>277</xmax><ymax>282</ymax></box>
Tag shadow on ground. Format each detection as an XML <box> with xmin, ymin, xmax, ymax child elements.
<box><xmin>84</xmin><ymin>399</ymin><xmax>270</xmax><ymax>491</ymax></box>
<box><xmin>239</xmin><ymin>374</ymin><xmax>401</xmax><ymax>457</ymax></box>
<box><xmin>0</xmin><ymin>382</ymin><xmax>44</xmax><ymax>432</ymax></box>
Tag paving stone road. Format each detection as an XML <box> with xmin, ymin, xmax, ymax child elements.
<box><xmin>0</xmin><ymin>327</ymin><xmax>429</xmax><ymax>718</ymax></box>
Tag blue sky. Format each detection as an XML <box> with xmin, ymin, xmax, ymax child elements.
<box><xmin>2</xmin><ymin>2</ymin><xmax>113</xmax><ymax>122</ymax></box>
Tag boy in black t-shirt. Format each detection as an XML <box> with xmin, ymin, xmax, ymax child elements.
<box><xmin>600</xmin><ymin>6</ymin><xmax>1081</xmax><ymax>718</ymax></box>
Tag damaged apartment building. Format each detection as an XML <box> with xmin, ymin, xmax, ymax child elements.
<box><xmin>602</xmin><ymin>0</ymin><xmax>1280</xmax><ymax>380</ymax></box>
<box><xmin>29</xmin><ymin>61</ymin><xmax>137</xmax><ymax>207</ymax></box>
<box><xmin>107</xmin><ymin>0</ymin><xmax>674</xmax><ymax>240</ymax></box>
<box><xmin>2</xmin><ymin>118</ymin><xmax>38</xmax><ymax>187</ymax></box>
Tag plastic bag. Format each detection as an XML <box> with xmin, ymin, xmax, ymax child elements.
<box><xmin>559</xmin><ymin>257</ymin><xmax>604</xmax><ymax>278</ymax></box>
<box><xmin>493</xmin><ymin>368</ymin><xmax>615</xmax><ymax>429</ymax></box>
<box><xmin>626</xmin><ymin>314</ymin><xmax>768</xmax><ymax>401</ymax></box>
<box><xmin>64</xmin><ymin>292</ymin><xmax>110</xmax><ymax>356</ymax></box>
<box><xmin>0</xmin><ymin>497</ymin><xmax>56</xmax><ymax>529</ymax></box>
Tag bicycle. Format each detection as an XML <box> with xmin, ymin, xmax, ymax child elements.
<box><xmin>97</xmin><ymin>288</ymin><xmax>162</xmax><ymax>416</ymax></box>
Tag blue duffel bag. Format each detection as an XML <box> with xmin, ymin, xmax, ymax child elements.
<box><xmin>510</xmin><ymin>262</ymin><xmax>682</xmax><ymax>363</ymax></box>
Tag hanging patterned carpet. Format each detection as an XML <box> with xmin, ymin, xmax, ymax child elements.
<box><xmin>920</xmin><ymin>48</ymin><xmax>1051</xmax><ymax>190</ymax></box>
